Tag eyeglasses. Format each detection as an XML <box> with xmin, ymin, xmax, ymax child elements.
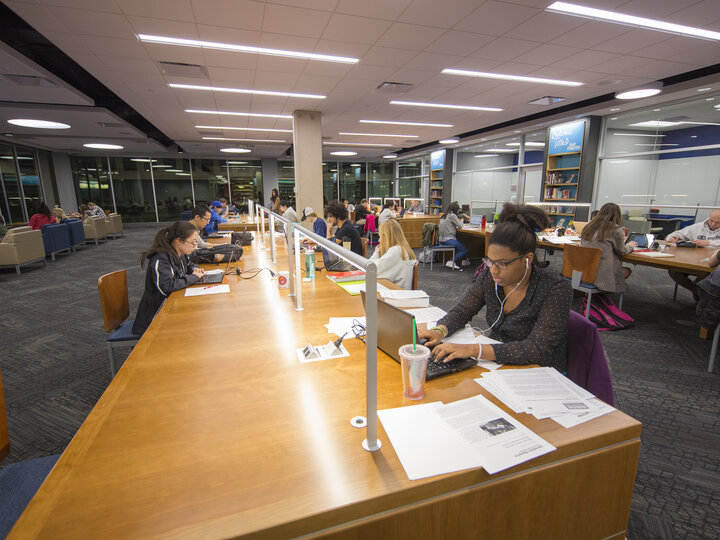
<box><xmin>482</xmin><ymin>254</ymin><xmax>524</xmax><ymax>270</ymax></box>
<box><xmin>351</xmin><ymin>319</ymin><xmax>367</xmax><ymax>344</ymax></box>
<box><xmin>183</xmin><ymin>239</ymin><xmax>199</xmax><ymax>247</ymax></box>
<box><xmin>201</xmin><ymin>215</ymin><xmax>211</xmax><ymax>221</ymax></box>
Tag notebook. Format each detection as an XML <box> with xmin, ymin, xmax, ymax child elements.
<box><xmin>360</xmin><ymin>291</ymin><xmax>477</xmax><ymax>380</ymax></box>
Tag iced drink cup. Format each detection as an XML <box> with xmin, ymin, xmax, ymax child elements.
<box><xmin>399</xmin><ymin>344</ymin><xmax>430</xmax><ymax>400</ymax></box>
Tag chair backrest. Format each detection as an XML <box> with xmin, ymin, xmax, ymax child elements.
<box><xmin>2</xmin><ymin>226</ymin><xmax>32</xmax><ymax>242</ymax></box>
<box><xmin>0</xmin><ymin>368</ymin><xmax>9</xmax><ymax>462</ymax></box>
<box><xmin>361</xmin><ymin>237</ymin><xmax>368</xmax><ymax>258</ymax></box>
<box><xmin>561</xmin><ymin>244</ymin><xmax>601</xmax><ymax>284</ymax></box>
<box><xmin>411</xmin><ymin>260</ymin><xmax>418</xmax><ymax>290</ymax></box>
<box><xmin>566</xmin><ymin>311</ymin><xmax>615</xmax><ymax>405</ymax></box>
<box><xmin>573</xmin><ymin>221</ymin><xmax>588</xmax><ymax>234</ymax></box>
<box><xmin>626</xmin><ymin>208</ymin><xmax>643</xmax><ymax>218</ymax></box>
<box><xmin>180</xmin><ymin>210</ymin><xmax>192</xmax><ymax>221</ymax></box>
<box><xmin>98</xmin><ymin>270</ymin><xmax>131</xmax><ymax>333</ymax></box>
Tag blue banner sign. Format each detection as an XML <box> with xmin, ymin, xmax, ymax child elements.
<box><xmin>430</xmin><ymin>150</ymin><xmax>444</xmax><ymax>170</ymax></box>
<box><xmin>548</xmin><ymin>120</ymin><xmax>585</xmax><ymax>155</ymax></box>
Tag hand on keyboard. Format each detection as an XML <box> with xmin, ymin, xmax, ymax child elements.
<box><xmin>431</xmin><ymin>343</ymin><xmax>479</xmax><ymax>363</ymax></box>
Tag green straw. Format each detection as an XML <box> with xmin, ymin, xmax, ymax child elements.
<box><xmin>412</xmin><ymin>318</ymin><xmax>417</xmax><ymax>351</ymax></box>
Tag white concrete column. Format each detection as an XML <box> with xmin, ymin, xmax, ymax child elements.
<box><xmin>292</xmin><ymin>110</ymin><xmax>323</xmax><ymax>216</ymax></box>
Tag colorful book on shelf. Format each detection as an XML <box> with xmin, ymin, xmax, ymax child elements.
<box><xmin>326</xmin><ymin>270</ymin><xmax>366</xmax><ymax>283</ymax></box>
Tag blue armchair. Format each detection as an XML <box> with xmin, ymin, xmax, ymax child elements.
<box><xmin>66</xmin><ymin>219</ymin><xmax>86</xmax><ymax>251</ymax></box>
<box><xmin>40</xmin><ymin>223</ymin><xmax>72</xmax><ymax>261</ymax></box>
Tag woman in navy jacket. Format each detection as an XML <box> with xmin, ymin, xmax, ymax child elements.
<box><xmin>133</xmin><ymin>221</ymin><xmax>205</xmax><ymax>335</ymax></box>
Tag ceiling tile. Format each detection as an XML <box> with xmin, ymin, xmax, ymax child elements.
<box><xmin>504</xmin><ymin>12</ymin><xmax>586</xmax><ymax>42</ymax></box>
<box><xmin>667</xmin><ymin>47</ymin><xmax>720</xmax><ymax>66</ymax></box>
<box><xmin>358</xmin><ymin>47</ymin><xmax>418</xmax><ymax>68</ymax></box>
<box><xmin>667</xmin><ymin>0</ymin><xmax>720</xmax><ymax>26</ymax></box>
<box><xmin>320</xmin><ymin>13</ymin><xmax>392</xmax><ymax>44</ymax></box>
<box><xmin>402</xmin><ymin>51</ymin><xmax>464</xmax><ymax>72</ymax></box>
<box><xmin>202</xmin><ymin>49</ymin><xmax>259</xmax><ymax>71</ymax></box>
<box><xmin>255</xmin><ymin>55</ymin><xmax>307</xmax><ymax>75</ymax></box>
<box><xmin>554</xmin><ymin>50</ymin><xmax>621</xmax><ymax>71</ymax></box>
<box><xmin>374</xmin><ymin>22</ymin><xmax>446</xmax><ymax>50</ymax></box>
<box><xmin>548</xmin><ymin>21</ymin><xmax>631</xmax><ymax>48</ymax></box>
<box><xmin>343</xmin><ymin>64</ymin><xmax>398</xmax><ymax>82</ymax></box>
<box><xmin>266</xmin><ymin>0</ymin><xmax>339</xmax><ymax>11</ymax></box>
<box><xmin>470</xmin><ymin>37</ymin><xmax>540</xmax><ymax>62</ymax></box>
<box><xmin>126</xmin><ymin>16</ymin><xmax>199</xmax><ymax>38</ymax></box>
<box><xmin>253</xmin><ymin>69</ymin><xmax>301</xmax><ymax>88</ymax></box>
<box><xmin>42</xmin><ymin>0</ymin><xmax>122</xmax><ymax>12</ymax></box>
<box><xmin>258</xmin><ymin>32</ymin><xmax>319</xmax><ymax>52</ymax></box>
<box><xmin>116</xmin><ymin>0</ymin><xmax>195</xmax><ymax>21</ymax></box>
<box><xmin>454</xmin><ymin>1</ymin><xmax>538</xmax><ymax>36</ymax></box>
<box><xmin>293</xmin><ymin>74</ymin><xmax>340</xmax><ymax>93</ymax></box>
<box><xmin>205</xmin><ymin>66</ymin><xmax>255</xmax><ymax>84</ymax></box>
<box><xmin>143</xmin><ymin>42</ymin><xmax>206</xmax><ymax>64</ymax></box>
<box><xmin>619</xmin><ymin>0</ymin><xmax>701</xmax><ymax>18</ymax></box>
<box><xmin>99</xmin><ymin>57</ymin><xmax>160</xmax><ymax>75</ymax></box>
<box><xmin>313</xmin><ymin>39</ymin><xmax>369</xmax><ymax>58</ymax></box>
<box><xmin>512</xmin><ymin>43</ymin><xmax>582</xmax><ymax>66</ymax></box>
<box><xmin>75</xmin><ymin>35</ymin><xmax>151</xmax><ymax>59</ymax></box>
<box><xmin>300</xmin><ymin>60</ymin><xmax>354</xmax><ymax>78</ymax></box>
<box><xmin>387</xmin><ymin>67</ymin><xmax>439</xmax><ymax>85</ymax></box>
<box><xmin>588</xmin><ymin>54</ymin><xmax>656</xmax><ymax>75</ymax></box>
<box><xmin>42</xmin><ymin>31</ymin><xmax>87</xmax><ymax>53</ymax></box>
<box><xmin>631</xmin><ymin>36</ymin><xmax>711</xmax><ymax>61</ymax></box>
<box><xmin>334</xmin><ymin>0</ymin><xmax>413</xmax><ymax>21</ymax></box>
<box><xmin>397</xmin><ymin>0</ymin><xmax>480</xmax><ymax>29</ymax></box>
<box><xmin>46</xmin><ymin>6</ymin><xmax>136</xmax><ymax>39</ymax></box>
<box><xmin>190</xmin><ymin>0</ymin><xmax>265</xmax><ymax>31</ymax></box>
<box><xmin>261</xmin><ymin>3</ymin><xmax>332</xmax><ymax>39</ymax></box>
<box><xmin>426</xmin><ymin>30</ymin><xmax>494</xmax><ymax>56</ymax></box>
<box><xmin>196</xmin><ymin>25</ymin><xmax>261</xmax><ymax>45</ymax></box>
<box><xmin>594</xmin><ymin>29</ymin><xmax>671</xmax><ymax>54</ymax></box>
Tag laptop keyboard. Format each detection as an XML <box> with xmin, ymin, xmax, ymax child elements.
<box><xmin>199</xmin><ymin>273</ymin><xmax>224</xmax><ymax>284</ymax></box>
<box><xmin>425</xmin><ymin>356</ymin><xmax>477</xmax><ymax>380</ymax></box>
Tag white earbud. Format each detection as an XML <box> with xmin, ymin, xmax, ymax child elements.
<box><xmin>525</xmin><ymin>258</ymin><xmax>530</xmax><ymax>269</ymax></box>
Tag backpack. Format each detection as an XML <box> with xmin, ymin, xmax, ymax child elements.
<box><xmin>418</xmin><ymin>246</ymin><xmax>435</xmax><ymax>264</ymax></box>
<box><xmin>191</xmin><ymin>244</ymin><xmax>243</xmax><ymax>264</ymax></box>
<box><xmin>580</xmin><ymin>293</ymin><xmax>634</xmax><ymax>331</ymax></box>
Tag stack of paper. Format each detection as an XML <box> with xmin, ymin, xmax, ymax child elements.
<box><xmin>324</xmin><ymin>317</ymin><xmax>365</xmax><ymax>338</ymax></box>
<box><xmin>441</xmin><ymin>325</ymin><xmax>503</xmax><ymax>371</ymax></box>
<box><xmin>475</xmin><ymin>367</ymin><xmax>614</xmax><ymax>428</ymax></box>
<box><xmin>378</xmin><ymin>395</ymin><xmax>556</xmax><ymax>480</ymax></box>
<box><xmin>380</xmin><ymin>289</ymin><xmax>430</xmax><ymax>308</ymax></box>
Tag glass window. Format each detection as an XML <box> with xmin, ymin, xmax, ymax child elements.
<box><xmin>16</xmin><ymin>147</ymin><xmax>43</xmax><ymax>218</ymax></box>
<box><xmin>398</xmin><ymin>160</ymin><xmax>422</xmax><ymax>199</ymax></box>
<box><xmin>192</xmin><ymin>159</ymin><xmax>229</xmax><ymax>207</ymax></box>
<box><xmin>278</xmin><ymin>161</ymin><xmax>295</xmax><ymax>207</ymax></box>
<box><xmin>340</xmin><ymin>162</ymin><xmax>365</xmax><ymax>203</ymax></box>
<box><xmin>322</xmin><ymin>161</ymin><xmax>337</xmax><ymax>204</ymax></box>
<box><xmin>152</xmin><ymin>158</ymin><xmax>192</xmax><ymax>221</ymax></box>
<box><xmin>228</xmin><ymin>159</ymin><xmax>262</xmax><ymax>213</ymax></box>
<box><xmin>71</xmin><ymin>156</ymin><xmax>113</xmax><ymax>214</ymax></box>
<box><xmin>0</xmin><ymin>142</ymin><xmax>24</xmax><ymax>223</ymax></box>
<box><xmin>368</xmin><ymin>162</ymin><xmax>393</xmax><ymax>199</ymax></box>
<box><xmin>109</xmin><ymin>157</ymin><xmax>156</xmax><ymax>222</ymax></box>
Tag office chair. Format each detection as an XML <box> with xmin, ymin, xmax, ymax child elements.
<box><xmin>97</xmin><ymin>270</ymin><xmax>142</xmax><ymax>377</ymax></box>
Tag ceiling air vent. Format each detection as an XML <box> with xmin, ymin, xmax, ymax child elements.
<box><xmin>528</xmin><ymin>96</ymin><xmax>567</xmax><ymax>106</ymax></box>
<box><xmin>375</xmin><ymin>81</ymin><xmax>414</xmax><ymax>94</ymax></box>
<box><xmin>2</xmin><ymin>74</ymin><xmax>57</xmax><ymax>87</ymax></box>
<box><xmin>157</xmin><ymin>61</ymin><xmax>209</xmax><ymax>79</ymax></box>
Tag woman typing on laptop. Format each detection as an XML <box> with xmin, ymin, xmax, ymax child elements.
<box><xmin>133</xmin><ymin>221</ymin><xmax>205</xmax><ymax>335</ymax></box>
<box><xmin>418</xmin><ymin>204</ymin><xmax>572</xmax><ymax>372</ymax></box>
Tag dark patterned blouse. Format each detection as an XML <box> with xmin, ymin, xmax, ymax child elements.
<box><xmin>438</xmin><ymin>267</ymin><xmax>572</xmax><ymax>372</ymax></box>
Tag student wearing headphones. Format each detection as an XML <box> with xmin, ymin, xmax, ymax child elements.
<box><xmin>418</xmin><ymin>203</ymin><xmax>572</xmax><ymax>372</ymax></box>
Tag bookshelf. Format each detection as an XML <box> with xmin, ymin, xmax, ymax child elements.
<box><xmin>429</xmin><ymin>150</ymin><xmax>444</xmax><ymax>215</ymax></box>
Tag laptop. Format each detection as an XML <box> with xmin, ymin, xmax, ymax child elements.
<box><xmin>360</xmin><ymin>291</ymin><xmax>477</xmax><ymax>380</ymax></box>
<box><xmin>626</xmin><ymin>232</ymin><xmax>655</xmax><ymax>249</ymax></box>
<box><xmin>470</xmin><ymin>215</ymin><xmax>483</xmax><ymax>226</ymax></box>
<box><xmin>198</xmin><ymin>256</ymin><xmax>231</xmax><ymax>284</ymax></box>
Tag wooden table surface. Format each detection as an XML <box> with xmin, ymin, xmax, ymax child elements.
<box><xmin>11</xmin><ymin>239</ymin><xmax>641</xmax><ymax>539</ymax></box>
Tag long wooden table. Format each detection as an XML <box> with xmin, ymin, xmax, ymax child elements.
<box><xmin>11</xmin><ymin>239</ymin><xmax>641</xmax><ymax>539</ymax></box>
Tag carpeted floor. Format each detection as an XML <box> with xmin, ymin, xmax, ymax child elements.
<box><xmin>1</xmin><ymin>226</ymin><xmax>718</xmax><ymax>539</ymax></box>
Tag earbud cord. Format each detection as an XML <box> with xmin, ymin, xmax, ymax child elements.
<box><xmin>479</xmin><ymin>261</ymin><xmax>530</xmax><ymax>336</ymax></box>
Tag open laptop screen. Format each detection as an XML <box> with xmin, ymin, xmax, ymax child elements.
<box><xmin>626</xmin><ymin>232</ymin><xmax>654</xmax><ymax>248</ymax></box>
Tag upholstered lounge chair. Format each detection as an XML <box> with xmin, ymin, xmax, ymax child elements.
<box><xmin>41</xmin><ymin>223</ymin><xmax>72</xmax><ymax>261</ymax></box>
<box><xmin>0</xmin><ymin>226</ymin><xmax>46</xmax><ymax>274</ymax></box>
<box><xmin>83</xmin><ymin>216</ymin><xmax>107</xmax><ymax>244</ymax></box>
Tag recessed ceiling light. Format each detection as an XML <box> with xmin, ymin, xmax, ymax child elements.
<box><xmin>360</xmin><ymin>119</ymin><xmax>453</xmax><ymax>127</ymax></box>
<box><xmin>439</xmin><ymin>137</ymin><xmax>459</xmax><ymax>144</ymax></box>
<box><xmin>220</xmin><ymin>147</ymin><xmax>252</xmax><ymax>153</ymax></box>
<box><xmin>202</xmin><ymin>137</ymin><xmax>287</xmax><ymax>143</ymax></box>
<box><xmin>138</xmin><ymin>34</ymin><xmax>358</xmax><ymax>64</ymax></box>
<box><xmin>474</xmin><ymin>154</ymin><xmax>499</xmax><ymax>158</ymax></box>
<box><xmin>613</xmin><ymin>132</ymin><xmax>666</xmax><ymax>137</ymax></box>
<box><xmin>486</xmin><ymin>148</ymin><xmax>516</xmax><ymax>152</ymax></box>
<box><xmin>322</xmin><ymin>142</ymin><xmax>393</xmax><ymax>147</ymax></box>
<box><xmin>629</xmin><ymin>121</ymin><xmax>680</xmax><ymax>128</ymax></box>
<box><xmin>227</xmin><ymin>161</ymin><xmax>248</xmax><ymax>165</ymax></box>
<box><xmin>442</xmin><ymin>68</ymin><xmax>583</xmax><ymax>87</ymax></box>
<box><xmin>698</xmin><ymin>88</ymin><xmax>712</xmax><ymax>92</ymax></box>
<box><xmin>635</xmin><ymin>143</ymin><xmax>679</xmax><ymax>147</ymax></box>
<box><xmin>506</xmin><ymin>142</ymin><xmax>546</xmax><ymax>147</ymax></box>
<box><xmin>186</xmin><ymin>109</ymin><xmax>292</xmax><ymax>119</ymax></box>
<box><xmin>175</xmin><ymin>172</ymin><xmax>192</xmax><ymax>175</ymax></box>
<box><xmin>350</xmin><ymin>163</ymin><xmax>362</xmax><ymax>167</ymax></box>
<box><xmin>391</xmin><ymin>100</ymin><xmax>503</xmax><ymax>112</ymax></box>
<box><xmin>330</xmin><ymin>151</ymin><xmax>357</xmax><ymax>156</ymax></box>
<box><xmin>383</xmin><ymin>154</ymin><xmax>397</xmax><ymax>158</ymax></box>
<box><xmin>610</xmin><ymin>117</ymin><xmax>618</xmax><ymax>120</ymax></box>
<box><xmin>546</xmin><ymin>2</ymin><xmax>720</xmax><ymax>40</ymax></box>
<box><xmin>152</xmin><ymin>164</ymin><xmax>172</xmax><ymax>168</ymax></box>
<box><xmin>131</xmin><ymin>158</ymin><xmax>157</xmax><ymax>162</ymax></box>
<box><xmin>196</xmin><ymin>125</ymin><xmax>293</xmax><ymax>133</ymax></box>
<box><xmin>616</xmin><ymin>88</ymin><xmax>662</xmax><ymax>99</ymax></box>
<box><xmin>8</xmin><ymin>118</ymin><xmax>71</xmax><ymax>129</ymax></box>
<box><xmin>653</xmin><ymin>108</ymin><xmax>661</xmax><ymax>112</ymax></box>
<box><xmin>166</xmin><ymin>169</ymin><xmax>183</xmax><ymax>172</ymax></box>
<box><xmin>339</xmin><ymin>132</ymin><xmax>418</xmax><ymax>138</ymax></box>
<box><xmin>83</xmin><ymin>143</ymin><xmax>124</xmax><ymax>149</ymax></box>
<box><xmin>170</xmin><ymin>83</ymin><xmax>325</xmax><ymax>100</ymax></box>
<box><xmin>706</xmin><ymin>98</ymin><xmax>715</xmax><ymax>101</ymax></box>
<box><xmin>610</xmin><ymin>108</ymin><xmax>620</xmax><ymax>112</ymax></box>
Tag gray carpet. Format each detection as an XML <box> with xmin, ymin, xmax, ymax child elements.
<box><xmin>1</xmin><ymin>227</ymin><xmax>718</xmax><ymax>540</ymax></box>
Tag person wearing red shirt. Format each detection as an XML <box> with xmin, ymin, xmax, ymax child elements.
<box><xmin>28</xmin><ymin>202</ymin><xmax>57</xmax><ymax>230</ymax></box>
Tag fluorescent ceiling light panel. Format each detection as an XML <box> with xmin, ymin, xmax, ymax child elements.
<box><xmin>616</xmin><ymin>88</ymin><xmax>661</xmax><ymax>99</ymax></box>
<box><xmin>360</xmin><ymin>119</ymin><xmax>453</xmax><ymax>127</ymax></box>
<box><xmin>138</xmin><ymin>34</ymin><xmax>359</xmax><ymax>64</ymax></box>
<box><xmin>383</xmin><ymin>154</ymin><xmax>397</xmax><ymax>158</ymax></box>
<box><xmin>613</xmin><ymin>132</ymin><xmax>666</xmax><ymax>137</ymax></box>
<box><xmin>196</xmin><ymin>125</ymin><xmax>293</xmax><ymax>133</ymax></box>
<box><xmin>131</xmin><ymin>158</ymin><xmax>157</xmax><ymax>162</ymax></box>
<box><xmin>202</xmin><ymin>137</ymin><xmax>287</xmax><ymax>143</ymax></box>
<box><xmin>83</xmin><ymin>143</ymin><xmax>123</xmax><ymax>149</ymax></box>
<box><xmin>506</xmin><ymin>142</ymin><xmax>546</xmax><ymax>146</ymax></box>
<box><xmin>339</xmin><ymin>132</ymin><xmax>418</xmax><ymax>138</ymax></box>
<box><xmin>322</xmin><ymin>142</ymin><xmax>393</xmax><ymax>147</ymax></box>
<box><xmin>330</xmin><ymin>151</ymin><xmax>356</xmax><ymax>156</ymax></box>
<box><xmin>545</xmin><ymin>2</ymin><xmax>720</xmax><ymax>41</ymax></box>
<box><xmin>7</xmin><ymin>119</ymin><xmax>71</xmax><ymax>129</ymax></box>
<box><xmin>442</xmin><ymin>68</ymin><xmax>583</xmax><ymax>87</ymax></box>
<box><xmin>439</xmin><ymin>137</ymin><xmax>459</xmax><ymax>144</ymax></box>
<box><xmin>628</xmin><ymin>121</ymin><xmax>680</xmax><ymax>128</ymax></box>
<box><xmin>170</xmin><ymin>83</ymin><xmax>325</xmax><ymax>100</ymax></box>
<box><xmin>635</xmin><ymin>143</ymin><xmax>679</xmax><ymax>146</ymax></box>
<box><xmin>220</xmin><ymin>148</ymin><xmax>252</xmax><ymax>153</ymax></box>
<box><xmin>474</xmin><ymin>154</ymin><xmax>499</xmax><ymax>158</ymax></box>
<box><xmin>186</xmin><ymin>109</ymin><xmax>292</xmax><ymax>119</ymax></box>
<box><xmin>486</xmin><ymin>148</ymin><xmax>516</xmax><ymax>152</ymax></box>
<box><xmin>391</xmin><ymin>100</ymin><xmax>503</xmax><ymax>112</ymax></box>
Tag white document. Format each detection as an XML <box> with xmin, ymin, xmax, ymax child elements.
<box><xmin>633</xmin><ymin>251</ymin><xmax>674</xmax><ymax>258</ymax></box>
<box><xmin>184</xmin><ymin>284</ymin><xmax>231</xmax><ymax>296</ymax></box>
<box><xmin>550</xmin><ymin>399</ymin><xmax>614</xmax><ymax>428</ymax></box>
<box><xmin>324</xmin><ymin>317</ymin><xmax>365</xmax><ymax>338</ymax></box>
<box><xmin>203</xmin><ymin>269</ymin><xmax>224</xmax><ymax>275</ymax></box>
<box><xmin>380</xmin><ymin>289</ymin><xmax>430</xmax><ymax>307</ymax></box>
<box><xmin>406</xmin><ymin>306</ymin><xmax>447</xmax><ymax>325</ymax></box>
<box><xmin>442</xmin><ymin>327</ymin><xmax>503</xmax><ymax>370</ymax></box>
<box><xmin>381</xmin><ymin>289</ymin><xmax>429</xmax><ymax>300</ymax></box>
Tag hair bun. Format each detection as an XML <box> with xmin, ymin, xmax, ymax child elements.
<box><xmin>498</xmin><ymin>203</ymin><xmax>550</xmax><ymax>232</ymax></box>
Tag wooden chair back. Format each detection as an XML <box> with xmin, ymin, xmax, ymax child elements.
<box><xmin>361</xmin><ymin>237</ymin><xmax>368</xmax><ymax>258</ymax></box>
<box><xmin>411</xmin><ymin>260</ymin><xmax>418</xmax><ymax>290</ymax></box>
<box><xmin>573</xmin><ymin>221</ymin><xmax>588</xmax><ymax>234</ymax></box>
<box><xmin>98</xmin><ymin>270</ymin><xmax>130</xmax><ymax>333</ymax></box>
<box><xmin>0</xmin><ymin>368</ymin><xmax>9</xmax><ymax>462</ymax></box>
<box><xmin>562</xmin><ymin>244</ymin><xmax>601</xmax><ymax>284</ymax></box>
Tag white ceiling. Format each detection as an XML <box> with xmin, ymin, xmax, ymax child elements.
<box><xmin>2</xmin><ymin>0</ymin><xmax>720</xmax><ymax>159</ymax></box>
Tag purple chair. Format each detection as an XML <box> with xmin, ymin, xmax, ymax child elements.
<box><xmin>566</xmin><ymin>310</ymin><xmax>615</xmax><ymax>406</ymax></box>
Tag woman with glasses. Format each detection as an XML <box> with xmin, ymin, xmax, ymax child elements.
<box><xmin>132</xmin><ymin>221</ymin><xmax>205</xmax><ymax>335</ymax></box>
<box><xmin>418</xmin><ymin>204</ymin><xmax>572</xmax><ymax>372</ymax></box>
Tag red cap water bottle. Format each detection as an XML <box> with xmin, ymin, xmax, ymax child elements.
<box><xmin>481</xmin><ymin>215</ymin><xmax>486</xmax><ymax>230</ymax></box>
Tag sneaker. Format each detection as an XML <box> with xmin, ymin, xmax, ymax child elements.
<box><xmin>461</xmin><ymin>259</ymin><xmax>471</xmax><ymax>266</ymax></box>
<box><xmin>445</xmin><ymin>260</ymin><xmax>461</xmax><ymax>270</ymax></box>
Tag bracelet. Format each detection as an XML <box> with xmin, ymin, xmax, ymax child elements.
<box><xmin>429</xmin><ymin>326</ymin><xmax>447</xmax><ymax>338</ymax></box>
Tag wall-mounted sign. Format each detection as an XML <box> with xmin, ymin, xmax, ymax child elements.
<box><xmin>548</xmin><ymin>120</ymin><xmax>585</xmax><ymax>155</ymax></box>
<box><xmin>430</xmin><ymin>150</ymin><xmax>444</xmax><ymax>170</ymax></box>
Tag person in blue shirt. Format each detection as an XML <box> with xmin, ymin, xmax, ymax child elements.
<box><xmin>204</xmin><ymin>200</ymin><xmax>227</xmax><ymax>235</ymax></box>
<box><xmin>301</xmin><ymin>207</ymin><xmax>327</xmax><ymax>238</ymax></box>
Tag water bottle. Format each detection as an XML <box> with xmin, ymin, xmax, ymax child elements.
<box><xmin>481</xmin><ymin>215</ymin><xmax>486</xmax><ymax>230</ymax></box>
<box><xmin>305</xmin><ymin>249</ymin><xmax>315</xmax><ymax>279</ymax></box>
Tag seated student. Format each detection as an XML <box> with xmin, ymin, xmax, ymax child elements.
<box><xmin>408</xmin><ymin>199</ymin><xmax>424</xmax><ymax>213</ymax></box>
<box><xmin>78</xmin><ymin>204</ymin><xmax>92</xmax><ymax>220</ymax></box>
<box><xmin>697</xmin><ymin>249</ymin><xmax>720</xmax><ymax>330</ymax></box>
<box><xmin>204</xmin><ymin>201</ymin><xmax>227</xmax><ymax>235</ymax></box>
<box><xmin>354</xmin><ymin>199</ymin><xmax>370</xmax><ymax>226</ymax></box>
<box><xmin>87</xmin><ymin>201</ymin><xmax>107</xmax><ymax>219</ymax></box>
<box><xmin>438</xmin><ymin>201</ymin><xmax>470</xmax><ymax>270</ymax></box>
<box><xmin>217</xmin><ymin>198</ymin><xmax>229</xmax><ymax>217</ymax></box>
<box><xmin>666</xmin><ymin>209</ymin><xmax>720</xmax><ymax>300</ymax></box>
<box><xmin>132</xmin><ymin>221</ymin><xmax>205</xmax><ymax>335</ymax></box>
<box><xmin>28</xmin><ymin>202</ymin><xmax>57</xmax><ymax>229</ymax></box>
<box><xmin>301</xmin><ymin>207</ymin><xmax>327</xmax><ymax>238</ymax></box>
<box><xmin>278</xmin><ymin>200</ymin><xmax>299</xmax><ymax>223</ymax></box>
<box><xmin>418</xmin><ymin>204</ymin><xmax>572</xmax><ymax>372</ymax></box>
<box><xmin>188</xmin><ymin>205</ymin><xmax>242</xmax><ymax>264</ymax></box>
<box><xmin>188</xmin><ymin>204</ymin><xmax>213</xmax><ymax>249</ymax></box>
<box><xmin>378</xmin><ymin>201</ymin><xmax>397</xmax><ymax>225</ymax></box>
<box><xmin>580</xmin><ymin>203</ymin><xmax>637</xmax><ymax>294</ymax></box>
<box><xmin>326</xmin><ymin>199</ymin><xmax>362</xmax><ymax>256</ymax></box>
<box><xmin>52</xmin><ymin>205</ymin><xmax>70</xmax><ymax>223</ymax></box>
<box><xmin>369</xmin><ymin>219</ymin><xmax>417</xmax><ymax>289</ymax></box>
